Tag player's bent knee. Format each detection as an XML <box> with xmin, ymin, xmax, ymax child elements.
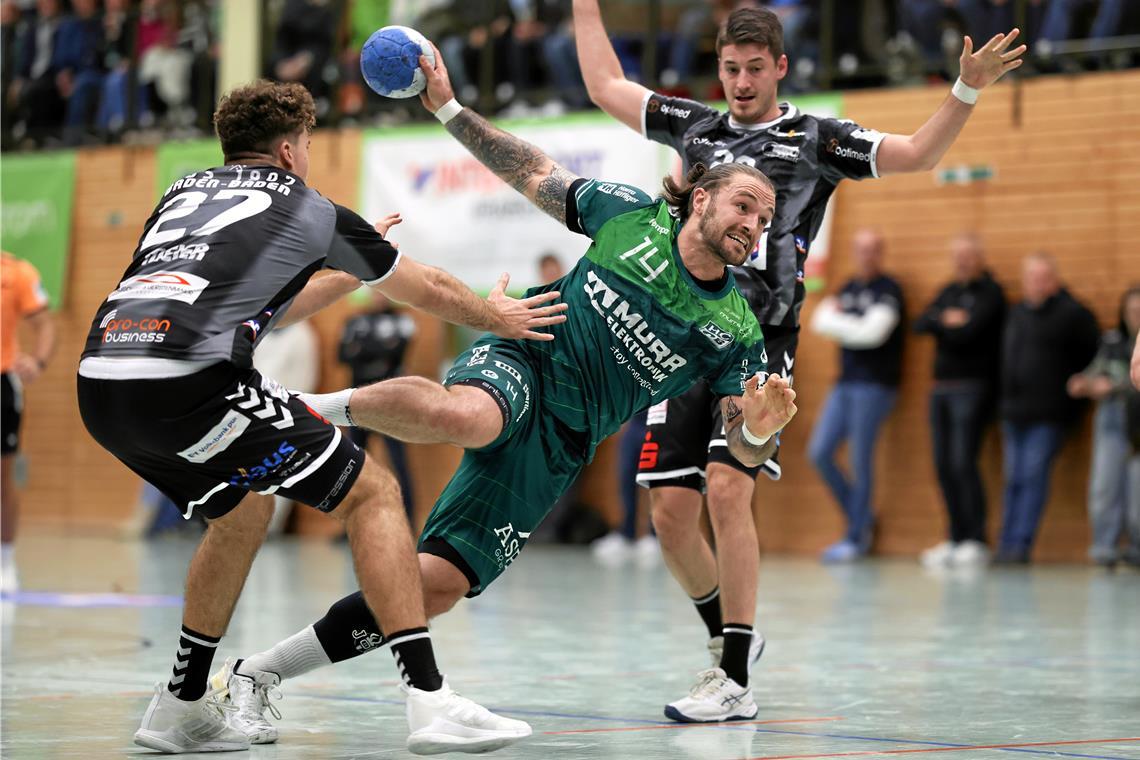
<box><xmin>332</xmin><ymin>457</ymin><xmax>403</xmax><ymax>523</ymax></box>
<box><xmin>705</xmin><ymin>465</ymin><xmax>755</xmax><ymax>525</ymax></box>
<box><xmin>419</xmin><ymin>553</ymin><xmax>469</xmax><ymax>618</ymax></box>
<box><xmin>207</xmin><ymin>492</ymin><xmax>273</xmax><ymax>539</ymax></box>
<box><xmin>650</xmin><ymin>488</ymin><xmax>702</xmax><ymax>546</ymax></box>
<box><xmin>439</xmin><ymin>385</ymin><xmax>503</xmax><ymax>449</ymax></box>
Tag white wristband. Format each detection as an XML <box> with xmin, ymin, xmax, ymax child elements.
<box><xmin>951</xmin><ymin>77</ymin><xmax>979</xmax><ymax>105</ymax></box>
<box><xmin>434</xmin><ymin>98</ymin><xmax>463</xmax><ymax>125</ymax></box>
<box><xmin>741</xmin><ymin>421</ymin><xmax>771</xmax><ymax>447</ymax></box>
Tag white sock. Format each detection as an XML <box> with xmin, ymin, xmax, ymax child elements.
<box><xmin>297</xmin><ymin>389</ymin><xmax>355</xmax><ymax>427</ymax></box>
<box><xmin>239</xmin><ymin>625</ymin><xmax>331</xmax><ymax>681</ymax></box>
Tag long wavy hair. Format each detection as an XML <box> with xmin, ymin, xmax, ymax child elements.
<box><xmin>662</xmin><ymin>162</ymin><xmax>774</xmax><ymax>223</ymax></box>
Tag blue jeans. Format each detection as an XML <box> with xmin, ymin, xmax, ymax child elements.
<box><xmin>1087</xmin><ymin>399</ymin><xmax>1140</xmax><ymax>561</ymax></box>
<box><xmin>999</xmin><ymin>421</ymin><xmax>1065</xmax><ymax>555</ymax></box>
<box><xmin>1040</xmin><ymin>0</ymin><xmax>1126</xmax><ymax>41</ymax></box>
<box><xmin>808</xmin><ymin>382</ymin><xmax>898</xmax><ymax>546</ymax></box>
<box><xmin>930</xmin><ymin>383</ymin><xmax>992</xmax><ymax>543</ymax></box>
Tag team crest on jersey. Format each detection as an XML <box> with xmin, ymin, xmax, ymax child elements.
<box><xmin>699</xmin><ymin>321</ymin><xmax>735</xmax><ymax>350</ymax></box>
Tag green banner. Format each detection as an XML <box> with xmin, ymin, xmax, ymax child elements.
<box><xmin>155</xmin><ymin>139</ymin><xmax>223</xmax><ymax>198</ymax></box>
<box><xmin>0</xmin><ymin>151</ymin><xmax>77</xmax><ymax>309</ymax></box>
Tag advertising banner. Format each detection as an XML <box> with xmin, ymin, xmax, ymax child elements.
<box><xmin>360</xmin><ymin>113</ymin><xmax>673</xmax><ymax>292</ymax></box>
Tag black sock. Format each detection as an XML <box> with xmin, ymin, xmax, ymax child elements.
<box><xmin>312</xmin><ymin>591</ymin><xmax>385</xmax><ymax>663</ymax></box>
<box><xmin>168</xmin><ymin>625</ymin><xmax>220</xmax><ymax>701</ymax></box>
<box><xmin>387</xmin><ymin>627</ymin><xmax>443</xmax><ymax>691</ymax></box>
<box><xmin>692</xmin><ymin>587</ymin><xmax>722</xmax><ymax>639</ymax></box>
<box><xmin>720</xmin><ymin>623</ymin><xmax>753</xmax><ymax>687</ymax></box>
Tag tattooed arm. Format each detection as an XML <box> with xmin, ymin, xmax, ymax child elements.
<box><xmin>417</xmin><ymin>42</ymin><xmax>579</xmax><ymax>224</ymax></box>
<box><xmin>720</xmin><ymin>374</ymin><xmax>797</xmax><ymax>468</ymax></box>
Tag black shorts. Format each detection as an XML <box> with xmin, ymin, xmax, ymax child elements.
<box><xmin>2</xmin><ymin>372</ymin><xmax>22</xmax><ymax>456</ymax></box>
<box><xmin>636</xmin><ymin>326</ymin><xmax>798</xmax><ymax>490</ymax></box>
<box><xmin>77</xmin><ymin>362</ymin><xmax>365</xmax><ymax>520</ymax></box>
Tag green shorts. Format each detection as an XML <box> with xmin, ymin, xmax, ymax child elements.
<box><xmin>419</xmin><ymin>337</ymin><xmax>590</xmax><ymax>596</ymax></box>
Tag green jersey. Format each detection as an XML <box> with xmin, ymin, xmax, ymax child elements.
<box><xmin>520</xmin><ymin>178</ymin><xmax>768</xmax><ymax>449</ymax></box>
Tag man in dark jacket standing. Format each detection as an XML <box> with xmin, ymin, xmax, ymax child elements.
<box><xmin>997</xmin><ymin>252</ymin><xmax>1099</xmax><ymax>563</ymax></box>
<box><xmin>914</xmin><ymin>233</ymin><xmax>1006</xmax><ymax>567</ymax></box>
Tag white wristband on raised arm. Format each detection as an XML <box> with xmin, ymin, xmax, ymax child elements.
<box><xmin>741</xmin><ymin>421</ymin><xmax>771</xmax><ymax>447</ymax></box>
<box><xmin>951</xmin><ymin>77</ymin><xmax>979</xmax><ymax>105</ymax></box>
<box><xmin>435</xmin><ymin>98</ymin><xmax>463</xmax><ymax>125</ymax></box>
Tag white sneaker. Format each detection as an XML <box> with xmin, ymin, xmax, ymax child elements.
<box><xmin>664</xmin><ymin>668</ymin><xmax>758</xmax><ymax>723</ymax></box>
<box><xmin>920</xmin><ymin>541</ymin><xmax>956</xmax><ymax>568</ymax></box>
<box><xmin>405</xmin><ymin>679</ymin><xmax>531</xmax><ymax>755</ymax></box>
<box><xmin>633</xmin><ymin>535</ymin><xmax>661</xmax><ymax>567</ymax></box>
<box><xmin>951</xmin><ymin>540</ymin><xmax>990</xmax><ymax>566</ymax></box>
<box><xmin>209</xmin><ymin>658</ymin><xmax>281</xmax><ymax>744</ymax></box>
<box><xmin>133</xmin><ymin>682</ymin><xmax>250</xmax><ymax>753</ymax></box>
<box><xmin>707</xmin><ymin>632</ymin><xmax>766</xmax><ymax>671</ymax></box>
<box><xmin>590</xmin><ymin>531</ymin><xmax>630</xmax><ymax>566</ymax></box>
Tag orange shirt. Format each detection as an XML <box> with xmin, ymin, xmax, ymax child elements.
<box><xmin>1</xmin><ymin>252</ymin><xmax>49</xmax><ymax>373</ymax></box>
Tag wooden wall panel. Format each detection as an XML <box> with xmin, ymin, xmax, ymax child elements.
<box><xmin>19</xmin><ymin>69</ymin><xmax>1140</xmax><ymax>563</ymax></box>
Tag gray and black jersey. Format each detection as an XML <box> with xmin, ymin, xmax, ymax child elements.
<box><xmin>643</xmin><ymin>93</ymin><xmax>885</xmax><ymax>329</ymax></box>
<box><xmin>81</xmin><ymin>163</ymin><xmax>399</xmax><ymax>372</ymax></box>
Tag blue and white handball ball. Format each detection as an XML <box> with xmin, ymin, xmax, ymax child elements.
<box><xmin>360</xmin><ymin>25</ymin><xmax>435</xmax><ymax>99</ymax></box>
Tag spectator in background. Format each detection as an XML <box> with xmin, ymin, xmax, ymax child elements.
<box><xmin>56</xmin><ymin>0</ymin><xmax>105</xmax><ymax>144</ymax></box>
<box><xmin>1</xmin><ymin>252</ymin><xmax>55</xmax><ymax>594</ymax></box>
<box><xmin>996</xmin><ymin>252</ymin><xmax>1099</xmax><ymax>564</ymax></box>
<box><xmin>136</xmin><ymin>0</ymin><xmax>193</xmax><ymax>127</ymax></box>
<box><xmin>1</xmin><ymin>1</ymin><xmax>26</xmax><ymax>149</ymax></box>
<box><xmin>1039</xmin><ymin>0</ymin><xmax>1125</xmax><ymax>43</ymax></box>
<box><xmin>418</xmin><ymin>1</ymin><xmax>513</xmax><ymax>106</ymax></box>
<box><xmin>537</xmin><ymin>251</ymin><xmax>564</xmax><ymax>284</ymax></box>
<box><xmin>93</xmin><ymin>0</ymin><xmax>141</xmax><ymax>136</ymax></box>
<box><xmin>808</xmin><ymin>230</ymin><xmax>905</xmax><ymax>563</ymax></box>
<box><xmin>272</xmin><ymin>0</ymin><xmax>337</xmax><ymax>114</ymax></box>
<box><xmin>1067</xmin><ymin>286</ymin><xmax>1140</xmax><ymax>567</ymax></box>
<box><xmin>338</xmin><ymin>286</ymin><xmax>417</xmax><ymax>520</ymax></box>
<box><xmin>8</xmin><ymin>0</ymin><xmax>66</xmax><ymax>145</ymax></box>
<box><xmin>914</xmin><ymin>233</ymin><xmax>1006</xmax><ymax>568</ymax></box>
<box><xmin>504</xmin><ymin>0</ymin><xmax>586</xmax><ymax>113</ymax></box>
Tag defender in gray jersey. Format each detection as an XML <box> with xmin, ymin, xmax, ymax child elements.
<box><xmin>575</xmin><ymin>0</ymin><xmax>1026</xmax><ymax>721</ymax></box>
<box><xmin>77</xmin><ymin>81</ymin><xmax>567</xmax><ymax>755</ymax></box>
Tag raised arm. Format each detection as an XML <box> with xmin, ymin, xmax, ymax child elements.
<box><xmin>877</xmin><ymin>30</ymin><xmax>1026</xmax><ymax>174</ymax></box>
<box><xmin>572</xmin><ymin>0</ymin><xmax>652</xmax><ymax>132</ymax></box>
<box><xmin>418</xmin><ymin>44</ymin><xmax>579</xmax><ymax>223</ymax></box>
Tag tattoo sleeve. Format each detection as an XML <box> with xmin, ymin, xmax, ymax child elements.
<box><xmin>445</xmin><ymin>109</ymin><xmax>578</xmax><ymax>224</ymax></box>
<box><xmin>720</xmin><ymin>396</ymin><xmax>776</xmax><ymax>468</ymax></box>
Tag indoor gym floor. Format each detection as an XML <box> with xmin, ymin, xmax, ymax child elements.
<box><xmin>1</xmin><ymin>533</ymin><xmax>1137</xmax><ymax>759</ymax></box>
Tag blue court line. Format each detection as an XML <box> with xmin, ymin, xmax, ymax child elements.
<box><xmin>297</xmin><ymin>692</ymin><xmax>1137</xmax><ymax>760</ymax></box>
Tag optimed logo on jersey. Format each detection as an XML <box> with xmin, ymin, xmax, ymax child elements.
<box><xmin>108</xmin><ymin>271</ymin><xmax>210</xmax><ymax>305</ymax></box>
<box><xmin>699</xmin><ymin>321</ymin><xmax>735</xmax><ymax>350</ymax></box>
<box><xmin>825</xmin><ymin>138</ymin><xmax>872</xmax><ymax>164</ymax></box>
<box><xmin>659</xmin><ymin>103</ymin><xmax>692</xmax><ymax>119</ymax></box>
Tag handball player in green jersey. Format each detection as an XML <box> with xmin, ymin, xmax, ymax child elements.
<box><xmin>217</xmin><ymin>42</ymin><xmax>798</xmax><ymax>743</ymax></box>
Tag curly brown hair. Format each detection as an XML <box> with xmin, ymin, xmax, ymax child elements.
<box><xmin>716</xmin><ymin>7</ymin><xmax>784</xmax><ymax>60</ymax></box>
<box><xmin>213</xmin><ymin>80</ymin><xmax>317</xmax><ymax>160</ymax></box>
<box><xmin>662</xmin><ymin>162</ymin><xmax>775</xmax><ymax>222</ymax></box>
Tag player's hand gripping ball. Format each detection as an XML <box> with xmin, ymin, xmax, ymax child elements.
<box><xmin>360</xmin><ymin>26</ymin><xmax>436</xmax><ymax>98</ymax></box>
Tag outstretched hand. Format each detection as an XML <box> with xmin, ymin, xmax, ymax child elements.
<box><xmin>487</xmin><ymin>272</ymin><xmax>568</xmax><ymax>342</ymax></box>
<box><xmin>418</xmin><ymin>41</ymin><xmax>455</xmax><ymax>114</ymax></box>
<box><xmin>959</xmin><ymin>28</ymin><xmax>1026</xmax><ymax>89</ymax></box>
<box><xmin>742</xmin><ymin>372</ymin><xmax>797</xmax><ymax>440</ymax></box>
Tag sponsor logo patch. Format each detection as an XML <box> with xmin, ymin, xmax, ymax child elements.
<box><xmin>108</xmin><ymin>271</ymin><xmax>210</xmax><ymax>305</ymax></box>
<box><xmin>178</xmin><ymin>411</ymin><xmax>251</xmax><ymax>463</ymax></box>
